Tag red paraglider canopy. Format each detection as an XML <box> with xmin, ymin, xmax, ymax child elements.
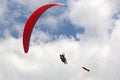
<box><xmin>23</xmin><ymin>2</ymin><xmax>65</xmax><ymax>53</ymax></box>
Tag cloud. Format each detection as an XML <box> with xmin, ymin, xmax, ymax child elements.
<box><xmin>42</xmin><ymin>16</ymin><xmax>59</xmax><ymax>30</ymax></box>
<box><xmin>111</xmin><ymin>19</ymin><xmax>120</xmax><ymax>40</ymax></box>
<box><xmin>0</xmin><ymin>32</ymin><xmax>114</xmax><ymax>80</ymax></box>
<box><xmin>14</xmin><ymin>0</ymin><xmax>56</xmax><ymax>11</ymax></box>
<box><xmin>0</xmin><ymin>0</ymin><xmax>65</xmax><ymax>38</ymax></box>
<box><xmin>68</xmin><ymin>0</ymin><xmax>115</xmax><ymax>40</ymax></box>
<box><xmin>100</xmin><ymin>19</ymin><xmax>120</xmax><ymax>80</ymax></box>
<box><xmin>0</xmin><ymin>0</ymin><xmax>7</xmax><ymax>18</ymax></box>
<box><xmin>0</xmin><ymin>36</ymin><xmax>84</xmax><ymax>80</ymax></box>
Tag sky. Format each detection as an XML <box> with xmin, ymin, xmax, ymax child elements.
<box><xmin>0</xmin><ymin>0</ymin><xmax>120</xmax><ymax>80</ymax></box>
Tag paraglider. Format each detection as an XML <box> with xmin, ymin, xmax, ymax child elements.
<box><xmin>60</xmin><ymin>54</ymin><xmax>67</xmax><ymax>64</ymax></box>
<box><xmin>23</xmin><ymin>2</ymin><xmax>66</xmax><ymax>53</ymax></box>
<box><xmin>82</xmin><ymin>67</ymin><xmax>90</xmax><ymax>72</ymax></box>
<box><xmin>59</xmin><ymin>52</ymin><xmax>90</xmax><ymax>72</ymax></box>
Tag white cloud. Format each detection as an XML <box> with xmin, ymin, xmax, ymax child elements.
<box><xmin>0</xmin><ymin>36</ymin><xmax>85</xmax><ymax>80</ymax></box>
<box><xmin>43</xmin><ymin>16</ymin><xmax>59</xmax><ymax>30</ymax></box>
<box><xmin>111</xmin><ymin>19</ymin><xmax>120</xmax><ymax>40</ymax></box>
<box><xmin>14</xmin><ymin>0</ymin><xmax>56</xmax><ymax>11</ymax></box>
<box><xmin>0</xmin><ymin>0</ymin><xmax>7</xmax><ymax>22</ymax></box>
<box><xmin>101</xmin><ymin>19</ymin><xmax>120</xmax><ymax>80</ymax></box>
<box><xmin>0</xmin><ymin>34</ymin><xmax>113</xmax><ymax>80</ymax></box>
<box><xmin>68</xmin><ymin>0</ymin><xmax>115</xmax><ymax>40</ymax></box>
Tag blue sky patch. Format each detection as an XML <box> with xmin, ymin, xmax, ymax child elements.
<box><xmin>39</xmin><ymin>19</ymin><xmax>84</xmax><ymax>39</ymax></box>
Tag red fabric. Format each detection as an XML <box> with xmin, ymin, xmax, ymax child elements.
<box><xmin>23</xmin><ymin>3</ymin><xmax>64</xmax><ymax>53</ymax></box>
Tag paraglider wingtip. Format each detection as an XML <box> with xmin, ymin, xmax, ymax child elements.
<box><xmin>24</xmin><ymin>50</ymin><xmax>28</xmax><ymax>54</ymax></box>
<box><xmin>25</xmin><ymin>52</ymin><xmax>28</xmax><ymax>54</ymax></box>
<box><xmin>64</xmin><ymin>4</ymin><xmax>67</xmax><ymax>7</ymax></box>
